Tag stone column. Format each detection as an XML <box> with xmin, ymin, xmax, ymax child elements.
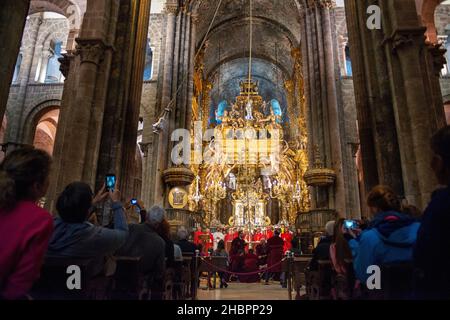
<box><xmin>38</xmin><ymin>50</ymin><xmax>53</xmax><ymax>83</ymax></box>
<box><xmin>320</xmin><ymin>0</ymin><xmax>346</xmax><ymax>215</ymax></box>
<box><xmin>343</xmin><ymin>0</ymin><xmax>379</xmax><ymax>196</ymax></box>
<box><xmin>153</xmin><ymin>3</ymin><xmax>178</xmax><ymax>205</ymax></box>
<box><xmin>0</xmin><ymin>0</ymin><xmax>30</xmax><ymax>123</ymax></box>
<box><xmin>120</xmin><ymin>0</ymin><xmax>152</xmax><ymax>201</ymax></box>
<box><xmin>61</xmin><ymin>39</ymin><xmax>107</xmax><ymax>184</ymax></box>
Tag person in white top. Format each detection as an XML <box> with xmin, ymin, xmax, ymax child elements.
<box><xmin>213</xmin><ymin>227</ymin><xmax>225</xmax><ymax>250</ymax></box>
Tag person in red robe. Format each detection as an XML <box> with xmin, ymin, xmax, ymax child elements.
<box><xmin>239</xmin><ymin>249</ymin><xmax>260</xmax><ymax>283</ymax></box>
<box><xmin>224</xmin><ymin>228</ymin><xmax>234</xmax><ymax>252</ymax></box>
<box><xmin>265</xmin><ymin>229</ymin><xmax>284</xmax><ymax>285</ymax></box>
<box><xmin>203</xmin><ymin>228</ymin><xmax>214</xmax><ymax>254</ymax></box>
<box><xmin>253</xmin><ymin>228</ymin><xmax>264</xmax><ymax>243</ymax></box>
<box><xmin>193</xmin><ymin>226</ymin><xmax>202</xmax><ymax>246</ymax></box>
<box><xmin>265</xmin><ymin>227</ymin><xmax>274</xmax><ymax>240</ymax></box>
<box><xmin>281</xmin><ymin>229</ymin><xmax>293</xmax><ymax>253</ymax></box>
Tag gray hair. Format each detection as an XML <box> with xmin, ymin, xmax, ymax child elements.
<box><xmin>177</xmin><ymin>226</ymin><xmax>189</xmax><ymax>240</ymax></box>
<box><xmin>325</xmin><ymin>220</ymin><xmax>335</xmax><ymax>237</ymax></box>
<box><xmin>146</xmin><ymin>205</ymin><xmax>166</xmax><ymax>226</ymax></box>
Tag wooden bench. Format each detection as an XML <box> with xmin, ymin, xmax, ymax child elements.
<box><xmin>308</xmin><ymin>260</ymin><xmax>333</xmax><ymax>300</ymax></box>
<box><xmin>110</xmin><ymin>256</ymin><xmax>144</xmax><ymax>300</ymax></box>
<box><xmin>31</xmin><ymin>257</ymin><xmax>103</xmax><ymax>300</ymax></box>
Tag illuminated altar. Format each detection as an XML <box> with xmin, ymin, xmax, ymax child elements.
<box><xmin>188</xmin><ymin>77</ymin><xmax>312</xmax><ymax>230</ymax></box>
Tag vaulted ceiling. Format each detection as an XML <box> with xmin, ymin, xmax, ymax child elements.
<box><xmin>191</xmin><ymin>0</ymin><xmax>302</xmax><ymax>125</ymax></box>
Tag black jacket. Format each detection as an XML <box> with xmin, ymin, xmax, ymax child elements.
<box><xmin>309</xmin><ymin>236</ymin><xmax>333</xmax><ymax>271</ymax></box>
<box><xmin>414</xmin><ymin>187</ymin><xmax>450</xmax><ymax>299</ymax></box>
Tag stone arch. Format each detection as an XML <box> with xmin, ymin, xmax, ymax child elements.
<box><xmin>29</xmin><ymin>0</ymin><xmax>83</xmax><ymax>29</ymax></box>
<box><xmin>416</xmin><ymin>0</ymin><xmax>447</xmax><ymax>43</ymax></box>
<box><xmin>22</xmin><ymin>99</ymin><xmax>61</xmax><ymax>145</ymax></box>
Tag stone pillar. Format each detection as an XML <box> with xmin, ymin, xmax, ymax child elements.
<box><xmin>344</xmin><ymin>0</ymin><xmax>446</xmax><ymax>209</ymax></box>
<box><xmin>343</xmin><ymin>0</ymin><xmax>404</xmax><ymax>201</ymax></box>
<box><xmin>186</xmin><ymin>14</ymin><xmax>198</xmax><ymax>130</ymax></box>
<box><xmin>120</xmin><ymin>0</ymin><xmax>152</xmax><ymax>201</ymax></box>
<box><xmin>320</xmin><ymin>0</ymin><xmax>346</xmax><ymax>215</ymax></box>
<box><xmin>38</xmin><ymin>50</ymin><xmax>53</xmax><ymax>83</ymax></box>
<box><xmin>46</xmin><ymin>0</ymin><xmax>121</xmax><ymax>212</ymax></box>
<box><xmin>153</xmin><ymin>3</ymin><xmax>178</xmax><ymax>205</ymax></box>
<box><xmin>0</xmin><ymin>0</ymin><xmax>30</xmax><ymax>123</ymax></box>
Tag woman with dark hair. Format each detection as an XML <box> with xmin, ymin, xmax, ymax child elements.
<box><xmin>46</xmin><ymin>182</ymin><xmax>128</xmax><ymax>277</ymax></box>
<box><xmin>0</xmin><ymin>147</ymin><xmax>53</xmax><ymax>300</ymax></box>
<box><xmin>330</xmin><ymin>219</ymin><xmax>353</xmax><ymax>276</ymax></box>
<box><xmin>348</xmin><ymin>185</ymin><xmax>420</xmax><ymax>283</ymax></box>
<box><xmin>414</xmin><ymin>125</ymin><xmax>450</xmax><ymax>299</ymax></box>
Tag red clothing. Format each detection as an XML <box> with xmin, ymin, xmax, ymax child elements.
<box><xmin>193</xmin><ymin>231</ymin><xmax>202</xmax><ymax>245</ymax></box>
<box><xmin>204</xmin><ymin>233</ymin><xmax>214</xmax><ymax>252</ymax></box>
<box><xmin>266</xmin><ymin>230</ymin><xmax>274</xmax><ymax>239</ymax></box>
<box><xmin>253</xmin><ymin>232</ymin><xmax>264</xmax><ymax>242</ymax></box>
<box><xmin>266</xmin><ymin>236</ymin><xmax>284</xmax><ymax>273</ymax></box>
<box><xmin>239</xmin><ymin>253</ymin><xmax>260</xmax><ymax>283</ymax></box>
<box><xmin>281</xmin><ymin>232</ymin><xmax>293</xmax><ymax>253</ymax></box>
<box><xmin>0</xmin><ymin>201</ymin><xmax>53</xmax><ymax>299</ymax></box>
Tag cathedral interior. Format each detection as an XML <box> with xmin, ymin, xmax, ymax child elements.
<box><xmin>1</xmin><ymin>0</ymin><xmax>450</xmax><ymax>301</ymax></box>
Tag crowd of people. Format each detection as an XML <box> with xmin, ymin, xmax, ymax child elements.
<box><xmin>0</xmin><ymin>125</ymin><xmax>449</xmax><ymax>300</ymax></box>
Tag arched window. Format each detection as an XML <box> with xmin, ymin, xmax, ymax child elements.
<box><xmin>45</xmin><ymin>41</ymin><xmax>64</xmax><ymax>83</ymax></box>
<box><xmin>345</xmin><ymin>45</ymin><xmax>353</xmax><ymax>76</ymax></box>
<box><xmin>33</xmin><ymin>108</ymin><xmax>60</xmax><ymax>155</ymax></box>
<box><xmin>143</xmin><ymin>39</ymin><xmax>153</xmax><ymax>81</ymax></box>
<box><xmin>12</xmin><ymin>54</ymin><xmax>22</xmax><ymax>83</ymax></box>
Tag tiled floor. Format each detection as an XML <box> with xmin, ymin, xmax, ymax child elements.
<box><xmin>197</xmin><ymin>281</ymin><xmax>290</xmax><ymax>300</ymax></box>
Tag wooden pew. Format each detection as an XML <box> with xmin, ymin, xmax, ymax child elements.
<box><xmin>309</xmin><ymin>260</ymin><xmax>333</xmax><ymax>300</ymax></box>
<box><xmin>291</xmin><ymin>255</ymin><xmax>312</xmax><ymax>300</ymax></box>
<box><xmin>110</xmin><ymin>256</ymin><xmax>143</xmax><ymax>300</ymax></box>
<box><xmin>31</xmin><ymin>257</ymin><xmax>102</xmax><ymax>300</ymax></box>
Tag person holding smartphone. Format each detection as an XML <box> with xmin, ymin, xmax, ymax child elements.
<box><xmin>46</xmin><ymin>181</ymin><xmax>128</xmax><ymax>278</ymax></box>
<box><xmin>347</xmin><ymin>185</ymin><xmax>419</xmax><ymax>286</ymax></box>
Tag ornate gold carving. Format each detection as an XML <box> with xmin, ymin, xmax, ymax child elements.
<box><xmin>162</xmin><ymin>166</ymin><xmax>195</xmax><ymax>187</ymax></box>
<box><xmin>303</xmin><ymin>145</ymin><xmax>336</xmax><ymax>187</ymax></box>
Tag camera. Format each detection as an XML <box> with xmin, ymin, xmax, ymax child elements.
<box><xmin>344</xmin><ymin>219</ymin><xmax>358</xmax><ymax>230</ymax></box>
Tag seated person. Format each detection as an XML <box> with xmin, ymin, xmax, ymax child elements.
<box><xmin>239</xmin><ymin>249</ymin><xmax>260</xmax><ymax>283</ymax></box>
<box><xmin>309</xmin><ymin>221</ymin><xmax>335</xmax><ymax>271</ymax></box>
<box><xmin>176</xmin><ymin>226</ymin><xmax>197</xmax><ymax>255</ymax></box>
<box><xmin>348</xmin><ymin>185</ymin><xmax>420</xmax><ymax>284</ymax></box>
<box><xmin>46</xmin><ymin>182</ymin><xmax>128</xmax><ymax>277</ymax></box>
<box><xmin>116</xmin><ymin>206</ymin><xmax>166</xmax><ymax>274</ymax></box>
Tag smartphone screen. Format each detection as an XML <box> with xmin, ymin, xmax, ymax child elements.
<box><xmin>131</xmin><ymin>199</ymin><xmax>138</xmax><ymax>205</ymax></box>
<box><xmin>344</xmin><ymin>220</ymin><xmax>355</xmax><ymax>229</ymax></box>
<box><xmin>106</xmin><ymin>174</ymin><xmax>116</xmax><ymax>191</ymax></box>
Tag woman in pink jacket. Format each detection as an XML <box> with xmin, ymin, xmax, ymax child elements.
<box><xmin>0</xmin><ymin>147</ymin><xmax>53</xmax><ymax>300</ymax></box>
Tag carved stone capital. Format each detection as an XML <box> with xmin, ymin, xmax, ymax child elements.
<box><xmin>75</xmin><ymin>39</ymin><xmax>107</xmax><ymax>65</ymax></box>
<box><xmin>306</xmin><ymin>0</ymin><xmax>335</xmax><ymax>9</ymax></box>
<box><xmin>427</xmin><ymin>42</ymin><xmax>448</xmax><ymax>76</ymax></box>
<box><xmin>384</xmin><ymin>27</ymin><xmax>427</xmax><ymax>53</ymax></box>
<box><xmin>165</xmin><ymin>3</ymin><xmax>179</xmax><ymax>15</ymax></box>
<box><xmin>318</xmin><ymin>0</ymin><xmax>336</xmax><ymax>9</ymax></box>
<box><xmin>58</xmin><ymin>53</ymin><xmax>75</xmax><ymax>78</ymax></box>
